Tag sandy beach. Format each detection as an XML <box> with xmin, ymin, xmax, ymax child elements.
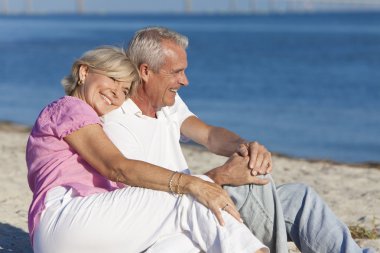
<box><xmin>0</xmin><ymin>122</ymin><xmax>379</xmax><ymax>252</ymax></box>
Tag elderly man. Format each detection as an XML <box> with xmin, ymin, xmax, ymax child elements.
<box><xmin>102</xmin><ymin>27</ymin><xmax>373</xmax><ymax>253</ymax></box>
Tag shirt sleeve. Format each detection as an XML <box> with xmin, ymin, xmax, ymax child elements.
<box><xmin>50</xmin><ymin>97</ymin><xmax>101</xmax><ymax>139</ymax></box>
<box><xmin>172</xmin><ymin>94</ymin><xmax>195</xmax><ymax>127</ymax></box>
<box><xmin>170</xmin><ymin>94</ymin><xmax>196</xmax><ymax>143</ymax></box>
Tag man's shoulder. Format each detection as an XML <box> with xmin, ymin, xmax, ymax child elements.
<box><xmin>102</xmin><ymin>99</ymin><xmax>137</xmax><ymax>123</ymax></box>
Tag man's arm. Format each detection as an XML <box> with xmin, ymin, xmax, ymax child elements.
<box><xmin>181</xmin><ymin>116</ymin><xmax>245</xmax><ymax>156</ymax></box>
<box><xmin>181</xmin><ymin>116</ymin><xmax>272</xmax><ymax>185</ymax></box>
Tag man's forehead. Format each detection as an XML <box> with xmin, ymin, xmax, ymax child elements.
<box><xmin>162</xmin><ymin>47</ymin><xmax>177</xmax><ymax>59</ymax></box>
<box><xmin>160</xmin><ymin>45</ymin><xmax>187</xmax><ymax>70</ymax></box>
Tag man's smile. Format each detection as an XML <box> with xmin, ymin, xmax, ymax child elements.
<box><xmin>169</xmin><ymin>88</ymin><xmax>179</xmax><ymax>93</ymax></box>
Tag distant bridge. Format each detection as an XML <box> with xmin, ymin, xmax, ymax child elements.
<box><xmin>2</xmin><ymin>0</ymin><xmax>380</xmax><ymax>15</ymax></box>
<box><xmin>187</xmin><ymin>0</ymin><xmax>380</xmax><ymax>13</ymax></box>
<box><xmin>0</xmin><ymin>0</ymin><xmax>85</xmax><ymax>14</ymax></box>
<box><xmin>195</xmin><ymin>0</ymin><xmax>380</xmax><ymax>13</ymax></box>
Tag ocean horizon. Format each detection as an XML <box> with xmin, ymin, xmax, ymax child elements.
<box><xmin>0</xmin><ymin>12</ymin><xmax>379</xmax><ymax>163</ymax></box>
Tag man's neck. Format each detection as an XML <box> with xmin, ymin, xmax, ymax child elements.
<box><xmin>131</xmin><ymin>89</ymin><xmax>159</xmax><ymax>118</ymax></box>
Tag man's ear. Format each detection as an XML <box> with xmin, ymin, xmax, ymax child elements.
<box><xmin>139</xmin><ymin>63</ymin><xmax>150</xmax><ymax>83</ymax></box>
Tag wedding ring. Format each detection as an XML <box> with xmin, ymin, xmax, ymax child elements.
<box><xmin>222</xmin><ymin>203</ymin><xmax>229</xmax><ymax>211</ymax></box>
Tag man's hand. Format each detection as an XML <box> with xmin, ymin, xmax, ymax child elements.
<box><xmin>237</xmin><ymin>141</ymin><xmax>272</xmax><ymax>176</ymax></box>
<box><xmin>205</xmin><ymin>153</ymin><xmax>269</xmax><ymax>186</ymax></box>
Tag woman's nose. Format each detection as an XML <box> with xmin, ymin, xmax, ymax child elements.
<box><xmin>114</xmin><ymin>85</ymin><xmax>127</xmax><ymax>104</ymax></box>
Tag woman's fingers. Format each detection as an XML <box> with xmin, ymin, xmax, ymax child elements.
<box><xmin>189</xmin><ymin>178</ymin><xmax>245</xmax><ymax>226</ymax></box>
<box><xmin>213</xmin><ymin>208</ymin><xmax>225</xmax><ymax>226</ymax></box>
<box><xmin>211</xmin><ymin>198</ymin><xmax>242</xmax><ymax>226</ymax></box>
<box><xmin>223</xmin><ymin>202</ymin><xmax>242</xmax><ymax>224</ymax></box>
<box><xmin>217</xmin><ymin>191</ymin><xmax>242</xmax><ymax>225</ymax></box>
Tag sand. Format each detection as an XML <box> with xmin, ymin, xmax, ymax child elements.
<box><xmin>0</xmin><ymin>122</ymin><xmax>379</xmax><ymax>252</ymax></box>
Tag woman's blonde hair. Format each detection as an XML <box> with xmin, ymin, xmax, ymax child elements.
<box><xmin>62</xmin><ymin>46</ymin><xmax>140</xmax><ymax>96</ymax></box>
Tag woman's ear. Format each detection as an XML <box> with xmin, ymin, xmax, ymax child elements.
<box><xmin>139</xmin><ymin>63</ymin><xmax>150</xmax><ymax>83</ymax></box>
<box><xmin>78</xmin><ymin>65</ymin><xmax>89</xmax><ymax>83</ymax></box>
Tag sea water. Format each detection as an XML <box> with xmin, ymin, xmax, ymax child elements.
<box><xmin>0</xmin><ymin>12</ymin><xmax>379</xmax><ymax>163</ymax></box>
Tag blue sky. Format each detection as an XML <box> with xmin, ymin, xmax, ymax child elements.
<box><xmin>3</xmin><ymin>0</ymin><xmax>379</xmax><ymax>14</ymax></box>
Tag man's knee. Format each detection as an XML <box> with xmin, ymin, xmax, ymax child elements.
<box><xmin>224</xmin><ymin>175</ymin><xmax>277</xmax><ymax>210</ymax></box>
<box><xmin>278</xmin><ymin>182</ymin><xmax>317</xmax><ymax>198</ymax></box>
<box><xmin>277</xmin><ymin>183</ymin><xmax>322</xmax><ymax>214</ymax></box>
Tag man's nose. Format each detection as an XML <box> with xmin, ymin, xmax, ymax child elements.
<box><xmin>180</xmin><ymin>73</ymin><xmax>189</xmax><ymax>87</ymax></box>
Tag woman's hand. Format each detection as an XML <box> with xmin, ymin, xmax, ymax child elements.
<box><xmin>182</xmin><ymin>175</ymin><xmax>242</xmax><ymax>226</ymax></box>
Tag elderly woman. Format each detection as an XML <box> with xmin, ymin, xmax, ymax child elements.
<box><xmin>26</xmin><ymin>46</ymin><xmax>268</xmax><ymax>253</ymax></box>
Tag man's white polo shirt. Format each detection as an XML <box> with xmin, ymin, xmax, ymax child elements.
<box><xmin>102</xmin><ymin>94</ymin><xmax>194</xmax><ymax>172</ymax></box>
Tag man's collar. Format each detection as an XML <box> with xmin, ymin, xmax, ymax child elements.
<box><xmin>121</xmin><ymin>99</ymin><xmax>143</xmax><ymax>116</ymax></box>
<box><xmin>121</xmin><ymin>99</ymin><xmax>167</xmax><ymax>119</ymax></box>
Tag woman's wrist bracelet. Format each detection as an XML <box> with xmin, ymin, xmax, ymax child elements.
<box><xmin>176</xmin><ymin>173</ymin><xmax>183</xmax><ymax>196</ymax></box>
<box><xmin>168</xmin><ymin>171</ymin><xmax>177</xmax><ymax>194</ymax></box>
<box><xmin>168</xmin><ymin>171</ymin><xmax>184</xmax><ymax>197</ymax></box>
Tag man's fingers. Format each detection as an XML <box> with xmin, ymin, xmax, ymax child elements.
<box><xmin>248</xmin><ymin>142</ymin><xmax>259</xmax><ymax>169</ymax></box>
<box><xmin>251</xmin><ymin>169</ymin><xmax>258</xmax><ymax>176</ymax></box>
<box><xmin>267</xmin><ymin>164</ymin><xmax>273</xmax><ymax>173</ymax></box>
<box><xmin>264</xmin><ymin>159</ymin><xmax>273</xmax><ymax>174</ymax></box>
<box><xmin>255</xmin><ymin>153</ymin><xmax>265</xmax><ymax>174</ymax></box>
<box><xmin>260</xmin><ymin>156</ymin><xmax>271</xmax><ymax>174</ymax></box>
<box><xmin>237</xmin><ymin>144</ymin><xmax>249</xmax><ymax>157</ymax></box>
<box><xmin>250</xmin><ymin>177</ymin><xmax>270</xmax><ymax>185</ymax></box>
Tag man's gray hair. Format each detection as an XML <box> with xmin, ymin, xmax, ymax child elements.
<box><xmin>126</xmin><ymin>27</ymin><xmax>188</xmax><ymax>72</ymax></box>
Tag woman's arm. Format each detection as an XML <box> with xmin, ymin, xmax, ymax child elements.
<box><xmin>64</xmin><ymin>124</ymin><xmax>242</xmax><ymax>226</ymax></box>
<box><xmin>65</xmin><ymin>124</ymin><xmax>179</xmax><ymax>191</ymax></box>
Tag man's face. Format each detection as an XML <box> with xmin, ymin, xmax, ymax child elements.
<box><xmin>144</xmin><ymin>40</ymin><xmax>189</xmax><ymax>110</ymax></box>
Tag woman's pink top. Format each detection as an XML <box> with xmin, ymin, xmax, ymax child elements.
<box><xmin>26</xmin><ymin>96</ymin><xmax>122</xmax><ymax>242</ymax></box>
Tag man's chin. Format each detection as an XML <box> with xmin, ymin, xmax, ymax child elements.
<box><xmin>164</xmin><ymin>98</ymin><xmax>176</xmax><ymax>107</ymax></box>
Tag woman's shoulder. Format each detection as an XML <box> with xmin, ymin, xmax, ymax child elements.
<box><xmin>43</xmin><ymin>96</ymin><xmax>94</xmax><ymax>117</ymax></box>
<box><xmin>36</xmin><ymin>96</ymin><xmax>96</xmax><ymax>127</ymax></box>
<box><xmin>47</xmin><ymin>96</ymin><xmax>85</xmax><ymax>110</ymax></box>
<box><xmin>31</xmin><ymin>96</ymin><xmax>100</xmax><ymax>138</ymax></box>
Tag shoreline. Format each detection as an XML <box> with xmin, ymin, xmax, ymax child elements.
<box><xmin>2</xmin><ymin>120</ymin><xmax>379</xmax><ymax>168</ymax></box>
<box><xmin>185</xmin><ymin>139</ymin><xmax>380</xmax><ymax>170</ymax></box>
<box><xmin>0</xmin><ymin>121</ymin><xmax>32</xmax><ymax>133</ymax></box>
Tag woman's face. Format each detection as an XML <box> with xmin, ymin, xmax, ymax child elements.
<box><xmin>74</xmin><ymin>67</ymin><xmax>132</xmax><ymax>116</ymax></box>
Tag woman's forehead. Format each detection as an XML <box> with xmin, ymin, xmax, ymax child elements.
<box><xmin>118</xmin><ymin>78</ymin><xmax>133</xmax><ymax>88</ymax></box>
